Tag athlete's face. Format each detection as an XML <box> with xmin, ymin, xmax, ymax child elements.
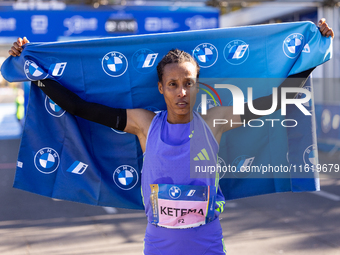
<box><xmin>158</xmin><ymin>61</ymin><xmax>199</xmax><ymax>123</ymax></box>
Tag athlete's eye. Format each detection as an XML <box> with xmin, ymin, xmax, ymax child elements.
<box><xmin>187</xmin><ymin>80</ymin><xmax>195</xmax><ymax>86</ymax></box>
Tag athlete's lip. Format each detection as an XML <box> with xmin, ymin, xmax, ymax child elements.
<box><xmin>176</xmin><ymin>101</ymin><xmax>188</xmax><ymax>108</ymax></box>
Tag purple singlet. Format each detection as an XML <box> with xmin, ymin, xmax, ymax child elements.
<box><xmin>141</xmin><ymin>111</ymin><xmax>226</xmax><ymax>255</ymax></box>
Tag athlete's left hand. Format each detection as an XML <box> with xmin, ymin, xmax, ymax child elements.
<box><xmin>318</xmin><ymin>18</ymin><xmax>334</xmax><ymax>39</ymax></box>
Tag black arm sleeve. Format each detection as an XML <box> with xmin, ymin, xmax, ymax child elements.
<box><xmin>240</xmin><ymin>68</ymin><xmax>315</xmax><ymax>122</ymax></box>
<box><xmin>33</xmin><ymin>79</ymin><xmax>127</xmax><ymax>131</ymax></box>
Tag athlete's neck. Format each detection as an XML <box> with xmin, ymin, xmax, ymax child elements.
<box><xmin>166</xmin><ymin>110</ymin><xmax>193</xmax><ymax>124</ymax></box>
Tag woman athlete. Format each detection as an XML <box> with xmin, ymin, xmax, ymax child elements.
<box><xmin>9</xmin><ymin>19</ymin><xmax>334</xmax><ymax>255</ymax></box>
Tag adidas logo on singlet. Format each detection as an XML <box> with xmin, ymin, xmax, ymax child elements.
<box><xmin>193</xmin><ymin>148</ymin><xmax>210</xmax><ymax>161</ymax></box>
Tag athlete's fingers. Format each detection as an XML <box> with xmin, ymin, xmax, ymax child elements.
<box><xmin>23</xmin><ymin>37</ymin><xmax>30</xmax><ymax>45</ymax></box>
<box><xmin>319</xmin><ymin>23</ymin><xmax>327</xmax><ymax>33</ymax></box>
<box><xmin>8</xmin><ymin>49</ymin><xmax>20</xmax><ymax>57</ymax></box>
<box><xmin>326</xmin><ymin>29</ymin><xmax>335</xmax><ymax>38</ymax></box>
<box><xmin>320</xmin><ymin>24</ymin><xmax>334</xmax><ymax>38</ymax></box>
<box><xmin>318</xmin><ymin>18</ymin><xmax>334</xmax><ymax>38</ymax></box>
<box><xmin>8</xmin><ymin>50</ymin><xmax>15</xmax><ymax>57</ymax></box>
<box><xmin>318</xmin><ymin>18</ymin><xmax>326</xmax><ymax>27</ymax></box>
<box><xmin>9</xmin><ymin>37</ymin><xmax>29</xmax><ymax>56</ymax></box>
<box><xmin>9</xmin><ymin>46</ymin><xmax>21</xmax><ymax>56</ymax></box>
<box><xmin>318</xmin><ymin>18</ymin><xmax>327</xmax><ymax>32</ymax></box>
<box><xmin>12</xmin><ymin>41</ymin><xmax>22</xmax><ymax>52</ymax></box>
<box><xmin>17</xmin><ymin>37</ymin><xmax>23</xmax><ymax>47</ymax></box>
<box><xmin>323</xmin><ymin>24</ymin><xmax>334</xmax><ymax>38</ymax></box>
<box><xmin>320</xmin><ymin>24</ymin><xmax>330</xmax><ymax>36</ymax></box>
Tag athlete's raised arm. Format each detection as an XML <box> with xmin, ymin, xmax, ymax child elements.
<box><xmin>203</xmin><ymin>68</ymin><xmax>314</xmax><ymax>143</ymax></box>
<box><xmin>8</xmin><ymin>38</ymin><xmax>154</xmax><ymax>151</ymax></box>
<box><xmin>204</xmin><ymin>18</ymin><xmax>334</xmax><ymax>144</ymax></box>
<box><xmin>33</xmin><ymin>79</ymin><xmax>154</xmax><ymax>152</ymax></box>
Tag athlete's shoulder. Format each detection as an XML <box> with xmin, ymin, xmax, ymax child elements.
<box><xmin>125</xmin><ymin>108</ymin><xmax>156</xmax><ymax>135</ymax></box>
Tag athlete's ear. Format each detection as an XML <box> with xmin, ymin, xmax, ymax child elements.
<box><xmin>158</xmin><ymin>81</ymin><xmax>164</xmax><ymax>94</ymax></box>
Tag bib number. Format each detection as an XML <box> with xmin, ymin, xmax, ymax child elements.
<box><xmin>150</xmin><ymin>184</ymin><xmax>215</xmax><ymax>229</ymax></box>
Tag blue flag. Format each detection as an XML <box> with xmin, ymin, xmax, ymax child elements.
<box><xmin>1</xmin><ymin>21</ymin><xmax>332</xmax><ymax>209</ymax></box>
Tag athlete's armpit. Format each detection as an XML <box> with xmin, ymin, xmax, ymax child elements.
<box><xmin>33</xmin><ymin>79</ymin><xmax>127</xmax><ymax>131</ymax></box>
<box><xmin>125</xmin><ymin>108</ymin><xmax>156</xmax><ymax>151</ymax></box>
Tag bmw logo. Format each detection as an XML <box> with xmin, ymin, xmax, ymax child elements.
<box><xmin>231</xmin><ymin>155</ymin><xmax>254</xmax><ymax>178</ymax></box>
<box><xmin>132</xmin><ymin>49</ymin><xmax>158</xmax><ymax>74</ymax></box>
<box><xmin>223</xmin><ymin>40</ymin><xmax>249</xmax><ymax>65</ymax></box>
<box><xmin>113</xmin><ymin>165</ymin><xmax>139</xmax><ymax>190</ymax></box>
<box><xmin>24</xmin><ymin>60</ymin><xmax>49</xmax><ymax>81</ymax></box>
<box><xmin>283</xmin><ymin>33</ymin><xmax>305</xmax><ymax>59</ymax></box>
<box><xmin>102</xmin><ymin>51</ymin><xmax>128</xmax><ymax>77</ymax></box>
<box><xmin>303</xmin><ymin>144</ymin><xmax>318</xmax><ymax>168</ymax></box>
<box><xmin>169</xmin><ymin>186</ymin><xmax>181</xmax><ymax>199</ymax></box>
<box><xmin>34</xmin><ymin>147</ymin><xmax>60</xmax><ymax>174</ymax></box>
<box><xmin>45</xmin><ymin>96</ymin><xmax>66</xmax><ymax>117</ymax></box>
<box><xmin>192</xmin><ymin>43</ymin><xmax>218</xmax><ymax>68</ymax></box>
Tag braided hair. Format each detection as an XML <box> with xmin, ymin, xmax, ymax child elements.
<box><xmin>157</xmin><ymin>49</ymin><xmax>200</xmax><ymax>82</ymax></box>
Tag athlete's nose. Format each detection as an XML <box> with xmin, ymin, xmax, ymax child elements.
<box><xmin>179</xmin><ymin>86</ymin><xmax>187</xmax><ymax>97</ymax></box>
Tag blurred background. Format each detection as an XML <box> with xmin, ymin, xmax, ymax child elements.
<box><xmin>0</xmin><ymin>1</ymin><xmax>339</xmax><ymax>254</ymax></box>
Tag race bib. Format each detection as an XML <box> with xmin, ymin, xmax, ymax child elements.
<box><xmin>150</xmin><ymin>184</ymin><xmax>216</xmax><ymax>229</ymax></box>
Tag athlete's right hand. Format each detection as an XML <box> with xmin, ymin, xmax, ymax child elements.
<box><xmin>8</xmin><ymin>37</ymin><xmax>30</xmax><ymax>57</ymax></box>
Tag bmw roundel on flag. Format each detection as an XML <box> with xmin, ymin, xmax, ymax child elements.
<box><xmin>24</xmin><ymin>60</ymin><xmax>49</xmax><ymax>81</ymax></box>
<box><xmin>193</xmin><ymin>43</ymin><xmax>218</xmax><ymax>68</ymax></box>
<box><xmin>283</xmin><ymin>33</ymin><xmax>305</xmax><ymax>58</ymax></box>
<box><xmin>1</xmin><ymin>21</ymin><xmax>332</xmax><ymax>209</ymax></box>
<box><xmin>34</xmin><ymin>148</ymin><xmax>60</xmax><ymax>174</ymax></box>
<box><xmin>113</xmin><ymin>165</ymin><xmax>139</xmax><ymax>191</ymax></box>
<box><xmin>102</xmin><ymin>51</ymin><xmax>128</xmax><ymax>77</ymax></box>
